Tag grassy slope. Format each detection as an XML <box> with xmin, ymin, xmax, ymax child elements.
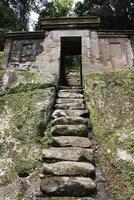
<box><xmin>84</xmin><ymin>69</ymin><xmax>134</xmax><ymax>200</ymax></box>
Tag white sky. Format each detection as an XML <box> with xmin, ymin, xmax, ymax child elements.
<box><xmin>29</xmin><ymin>0</ymin><xmax>83</xmax><ymax>31</ymax></box>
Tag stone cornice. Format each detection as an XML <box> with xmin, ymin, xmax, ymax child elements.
<box><xmin>41</xmin><ymin>16</ymin><xmax>101</xmax><ymax>30</ymax></box>
<box><xmin>6</xmin><ymin>31</ymin><xmax>45</xmax><ymax>39</ymax></box>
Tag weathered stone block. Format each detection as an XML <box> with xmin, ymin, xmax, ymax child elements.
<box><xmin>40</xmin><ymin>177</ymin><xmax>96</xmax><ymax>196</ymax></box>
<box><xmin>0</xmin><ymin>71</ymin><xmax>58</xmax><ymax>95</ymax></box>
<box><xmin>42</xmin><ymin>161</ymin><xmax>95</xmax><ymax>176</ymax></box>
<box><xmin>52</xmin><ymin>136</ymin><xmax>92</xmax><ymax>148</ymax></box>
<box><xmin>42</xmin><ymin>147</ymin><xmax>93</xmax><ymax>162</ymax></box>
<box><xmin>51</xmin><ymin>124</ymin><xmax>88</xmax><ymax>137</ymax></box>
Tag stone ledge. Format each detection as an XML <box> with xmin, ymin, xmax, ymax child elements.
<box><xmin>41</xmin><ymin>16</ymin><xmax>101</xmax><ymax>30</ymax></box>
<box><xmin>6</xmin><ymin>31</ymin><xmax>45</xmax><ymax>39</ymax></box>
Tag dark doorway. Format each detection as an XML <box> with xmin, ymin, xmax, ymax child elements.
<box><xmin>60</xmin><ymin>37</ymin><xmax>82</xmax><ymax>86</ymax></box>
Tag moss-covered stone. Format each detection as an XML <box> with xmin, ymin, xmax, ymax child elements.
<box><xmin>0</xmin><ymin>70</ymin><xmax>58</xmax><ymax>95</ymax></box>
<box><xmin>0</xmin><ymin>52</ymin><xmax>3</xmax><ymax>67</ymax></box>
<box><xmin>84</xmin><ymin>69</ymin><xmax>134</xmax><ymax>200</ymax></box>
<box><xmin>0</xmin><ymin>87</ymin><xmax>56</xmax><ymax>187</ymax></box>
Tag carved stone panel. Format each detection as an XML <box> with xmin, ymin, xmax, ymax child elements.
<box><xmin>9</xmin><ymin>39</ymin><xmax>43</xmax><ymax>63</ymax></box>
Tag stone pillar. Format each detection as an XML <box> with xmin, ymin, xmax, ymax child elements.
<box><xmin>126</xmin><ymin>38</ymin><xmax>134</xmax><ymax>67</ymax></box>
<box><xmin>82</xmin><ymin>30</ymin><xmax>107</xmax><ymax>74</ymax></box>
<box><xmin>82</xmin><ymin>31</ymin><xmax>91</xmax><ymax>75</ymax></box>
<box><xmin>90</xmin><ymin>31</ymin><xmax>100</xmax><ymax>63</ymax></box>
<box><xmin>2</xmin><ymin>38</ymin><xmax>12</xmax><ymax>69</ymax></box>
<box><xmin>36</xmin><ymin>31</ymin><xmax>61</xmax><ymax>75</ymax></box>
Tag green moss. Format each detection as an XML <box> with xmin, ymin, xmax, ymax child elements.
<box><xmin>12</xmin><ymin>144</ymin><xmax>41</xmax><ymax>177</ymax></box>
<box><xmin>16</xmin><ymin>193</ymin><xmax>24</xmax><ymax>200</ymax></box>
<box><xmin>0</xmin><ymin>167</ymin><xmax>17</xmax><ymax>187</ymax></box>
<box><xmin>0</xmin><ymin>70</ymin><xmax>57</xmax><ymax>95</ymax></box>
<box><xmin>84</xmin><ymin>69</ymin><xmax>134</xmax><ymax>200</ymax></box>
<box><xmin>0</xmin><ymin>89</ymin><xmax>54</xmax><ymax>142</ymax></box>
<box><xmin>41</xmin><ymin>135</ymin><xmax>54</xmax><ymax>149</ymax></box>
<box><xmin>0</xmin><ymin>52</ymin><xmax>3</xmax><ymax>62</ymax></box>
<box><xmin>0</xmin><ymin>87</ymin><xmax>55</xmax><ymax>186</ymax></box>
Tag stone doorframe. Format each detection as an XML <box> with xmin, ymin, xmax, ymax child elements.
<box><xmin>35</xmin><ymin>30</ymin><xmax>94</xmax><ymax>78</ymax></box>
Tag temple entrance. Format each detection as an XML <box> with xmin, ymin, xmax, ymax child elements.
<box><xmin>60</xmin><ymin>37</ymin><xmax>82</xmax><ymax>86</ymax></box>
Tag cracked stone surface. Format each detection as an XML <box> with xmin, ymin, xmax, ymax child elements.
<box><xmin>42</xmin><ymin>161</ymin><xmax>95</xmax><ymax>176</ymax></box>
<box><xmin>52</xmin><ymin>136</ymin><xmax>92</xmax><ymax>148</ymax></box>
<box><xmin>42</xmin><ymin>147</ymin><xmax>93</xmax><ymax>162</ymax></box>
<box><xmin>51</xmin><ymin>117</ymin><xmax>88</xmax><ymax>126</ymax></box>
<box><xmin>51</xmin><ymin>124</ymin><xmax>88</xmax><ymax>137</ymax></box>
<box><xmin>40</xmin><ymin>177</ymin><xmax>96</xmax><ymax>197</ymax></box>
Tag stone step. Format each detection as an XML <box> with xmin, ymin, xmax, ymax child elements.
<box><xmin>42</xmin><ymin>147</ymin><xmax>93</xmax><ymax>162</ymax></box>
<box><xmin>67</xmin><ymin>109</ymin><xmax>89</xmax><ymax>118</ymax></box>
<box><xmin>52</xmin><ymin>109</ymin><xmax>89</xmax><ymax>119</ymax></box>
<box><xmin>58</xmin><ymin>92</ymin><xmax>83</xmax><ymax>99</ymax></box>
<box><xmin>42</xmin><ymin>161</ymin><xmax>95</xmax><ymax>176</ymax></box>
<box><xmin>52</xmin><ymin>109</ymin><xmax>67</xmax><ymax>118</ymax></box>
<box><xmin>41</xmin><ymin>197</ymin><xmax>95</xmax><ymax>200</ymax></box>
<box><xmin>56</xmin><ymin>98</ymin><xmax>84</xmax><ymax>104</ymax></box>
<box><xmin>51</xmin><ymin>124</ymin><xmax>87</xmax><ymax>137</ymax></box>
<box><xmin>52</xmin><ymin>136</ymin><xmax>92</xmax><ymax>148</ymax></box>
<box><xmin>59</xmin><ymin>86</ymin><xmax>82</xmax><ymax>90</ymax></box>
<box><xmin>59</xmin><ymin>89</ymin><xmax>83</xmax><ymax>93</ymax></box>
<box><xmin>55</xmin><ymin>103</ymin><xmax>85</xmax><ymax>110</ymax></box>
<box><xmin>40</xmin><ymin>177</ymin><xmax>96</xmax><ymax>197</ymax></box>
<box><xmin>51</xmin><ymin>117</ymin><xmax>88</xmax><ymax>126</ymax></box>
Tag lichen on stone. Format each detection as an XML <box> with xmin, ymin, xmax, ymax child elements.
<box><xmin>84</xmin><ymin>69</ymin><xmax>134</xmax><ymax>200</ymax></box>
<box><xmin>0</xmin><ymin>71</ymin><xmax>56</xmax><ymax>199</ymax></box>
<box><xmin>0</xmin><ymin>70</ymin><xmax>58</xmax><ymax>95</ymax></box>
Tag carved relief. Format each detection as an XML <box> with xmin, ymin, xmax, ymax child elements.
<box><xmin>9</xmin><ymin>39</ymin><xmax>43</xmax><ymax>63</ymax></box>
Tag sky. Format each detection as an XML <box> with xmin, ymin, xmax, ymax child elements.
<box><xmin>29</xmin><ymin>0</ymin><xmax>83</xmax><ymax>30</ymax></box>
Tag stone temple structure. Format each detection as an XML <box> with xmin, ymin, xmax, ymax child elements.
<box><xmin>2</xmin><ymin>16</ymin><xmax>134</xmax><ymax>86</ymax></box>
<box><xmin>1</xmin><ymin>17</ymin><xmax>134</xmax><ymax>199</ymax></box>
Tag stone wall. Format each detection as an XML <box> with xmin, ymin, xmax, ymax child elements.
<box><xmin>2</xmin><ymin>32</ymin><xmax>45</xmax><ymax>72</ymax></box>
<box><xmin>2</xmin><ymin>30</ymin><xmax>134</xmax><ymax>76</ymax></box>
<box><xmin>34</xmin><ymin>30</ymin><xmax>91</xmax><ymax>76</ymax></box>
<box><xmin>98</xmin><ymin>34</ymin><xmax>133</xmax><ymax>71</ymax></box>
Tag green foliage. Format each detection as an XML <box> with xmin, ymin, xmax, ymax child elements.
<box><xmin>64</xmin><ymin>55</ymin><xmax>81</xmax><ymax>71</ymax></box>
<box><xmin>0</xmin><ymin>1</ymin><xmax>22</xmax><ymax>30</ymax></box>
<box><xmin>1</xmin><ymin>0</ymin><xmax>43</xmax><ymax>31</ymax></box>
<box><xmin>0</xmin><ymin>30</ymin><xmax>5</xmax><ymax>51</ymax></box>
<box><xmin>35</xmin><ymin>0</ymin><xmax>73</xmax><ymax>30</ymax></box>
<box><xmin>74</xmin><ymin>0</ymin><xmax>134</xmax><ymax>29</ymax></box>
<box><xmin>0</xmin><ymin>1</ymin><xmax>23</xmax><ymax>51</ymax></box>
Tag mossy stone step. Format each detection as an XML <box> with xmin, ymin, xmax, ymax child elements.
<box><xmin>59</xmin><ymin>89</ymin><xmax>83</xmax><ymax>93</ymax></box>
<box><xmin>40</xmin><ymin>177</ymin><xmax>96</xmax><ymax>197</ymax></box>
<box><xmin>52</xmin><ymin>109</ymin><xmax>89</xmax><ymax>119</ymax></box>
<box><xmin>56</xmin><ymin>98</ymin><xmax>84</xmax><ymax>104</ymax></box>
<box><xmin>42</xmin><ymin>161</ymin><xmax>95</xmax><ymax>176</ymax></box>
<box><xmin>51</xmin><ymin>124</ymin><xmax>87</xmax><ymax>137</ymax></box>
<box><xmin>42</xmin><ymin>147</ymin><xmax>93</xmax><ymax>162</ymax></box>
<box><xmin>67</xmin><ymin>109</ymin><xmax>89</xmax><ymax>118</ymax></box>
<box><xmin>41</xmin><ymin>198</ymin><xmax>95</xmax><ymax>200</ymax></box>
<box><xmin>55</xmin><ymin>103</ymin><xmax>85</xmax><ymax>110</ymax></box>
<box><xmin>52</xmin><ymin>136</ymin><xmax>92</xmax><ymax>148</ymax></box>
<box><xmin>51</xmin><ymin>117</ymin><xmax>88</xmax><ymax>126</ymax></box>
<box><xmin>59</xmin><ymin>86</ymin><xmax>82</xmax><ymax>90</ymax></box>
<box><xmin>58</xmin><ymin>92</ymin><xmax>83</xmax><ymax>99</ymax></box>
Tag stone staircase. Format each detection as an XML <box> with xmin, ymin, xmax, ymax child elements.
<box><xmin>40</xmin><ymin>86</ymin><xmax>97</xmax><ymax>199</ymax></box>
